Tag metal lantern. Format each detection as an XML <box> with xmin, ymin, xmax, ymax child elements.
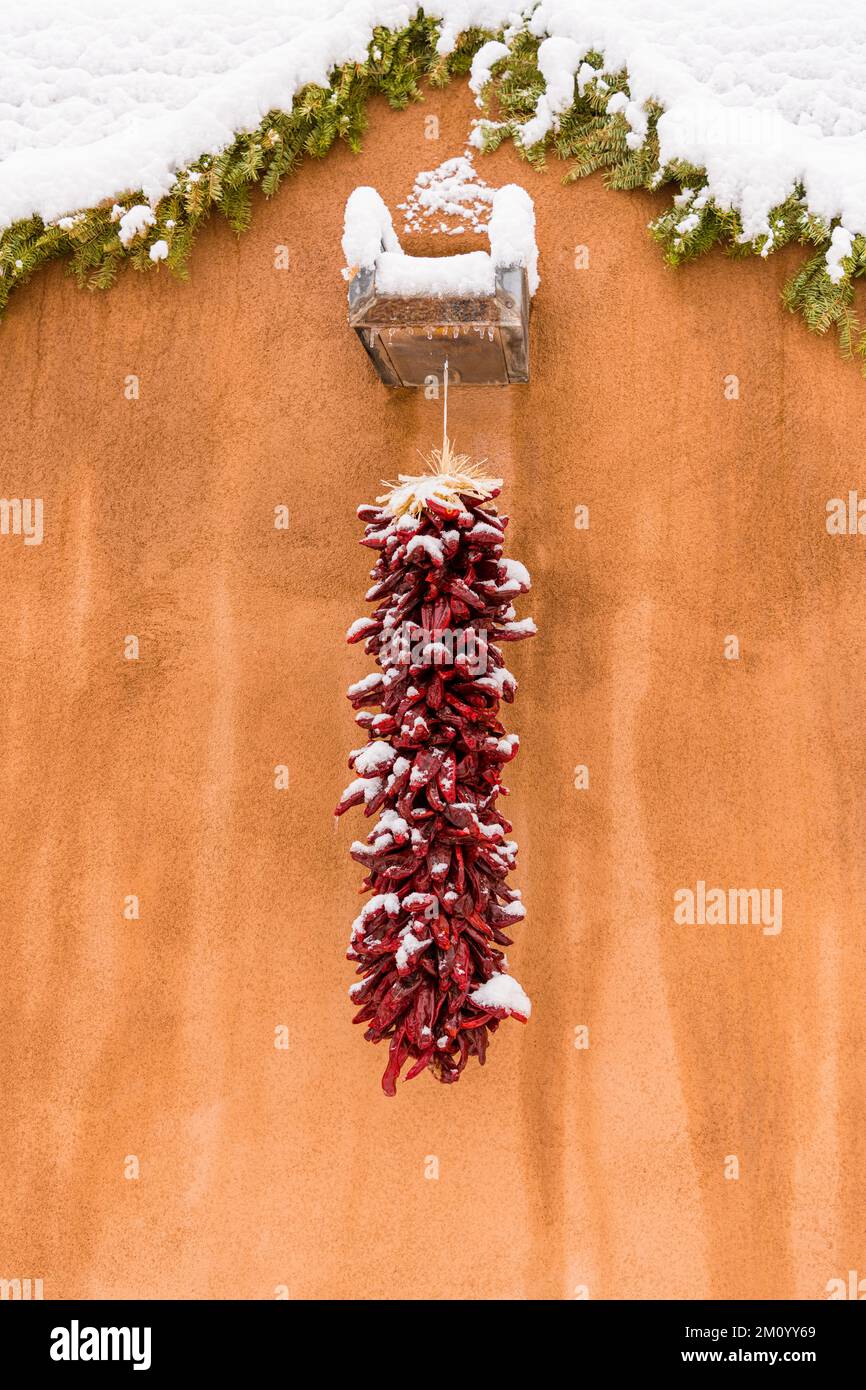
<box><xmin>348</xmin><ymin>264</ymin><xmax>530</xmax><ymax>387</ymax></box>
<box><xmin>343</xmin><ymin>184</ymin><xmax>536</xmax><ymax>388</ymax></box>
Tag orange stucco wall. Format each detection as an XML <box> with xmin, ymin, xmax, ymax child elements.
<box><xmin>0</xmin><ymin>80</ymin><xmax>864</xmax><ymax>1301</ymax></box>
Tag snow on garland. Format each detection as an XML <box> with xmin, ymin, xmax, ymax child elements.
<box><xmin>335</xmin><ymin>440</ymin><xmax>535</xmax><ymax>1094</ymax></box>
<box><xmin>2</xmin><ymin>3</ymin><xmax>866</xmax><ymax>366</ymax></box>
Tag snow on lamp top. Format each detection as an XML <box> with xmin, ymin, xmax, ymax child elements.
<box><xmin>342</xmin><ymin>183</ymin><xmax>539</xmax><ymax>299</ymax></box>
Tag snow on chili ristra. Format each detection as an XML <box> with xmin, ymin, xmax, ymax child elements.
<box><xmin>4</xmin><ymin>0</ymin><xmax>866</xmax><ymax>286</ymax></box>
<box><xmin>470</xmin><ymin>972</ymin><xmax>531</xmax><ymax>1019</ymax></box>
<box><xmin>335</xmin><ymin>449</ymin><xmax>535</xmax><ymax>1094</ymax></box>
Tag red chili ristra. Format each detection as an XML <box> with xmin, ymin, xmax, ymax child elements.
<box><xmin>336</xmin><ymin>470</ymin><xmax>535</xmax><ymax>1094</ymax></box>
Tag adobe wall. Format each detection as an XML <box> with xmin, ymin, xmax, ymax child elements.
<box><xmin>0</xmin><ymin>79</ymin><xmax>863</xmax><ymax>1299</ymax></box>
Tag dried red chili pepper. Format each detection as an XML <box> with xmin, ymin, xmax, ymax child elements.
<box><xmin>336</xmin><ymin>462</ymin><xmax>536</xmax><ymax>1093</ymax></box>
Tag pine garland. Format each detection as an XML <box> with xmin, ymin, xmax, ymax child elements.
<box><xmin>0</xmin><ymin>18</ymin><xmax>482</xmax><ymax>317</ymax></box>
<box><xmin>1</xmin><ymin>16</ymin><xmax>864</xmax><ymax>371</ymax></box>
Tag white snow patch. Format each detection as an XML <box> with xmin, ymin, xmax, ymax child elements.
<box><xmin>499</xmin><ymin>557</ymin><xmax>531</xmax><ymax>592</ymax></box>
<box><xmin>351</xmin><ymin>739</ymin><xmax>396</xmax><ymax>775</ymax></box>
<box><xmin>374</xmin><ymin>808</ymin><xmax>409</xmax><ymax>839</ymax></box>
<box><xmin>347</xmin><ymin>671</ymin><xmax>382</xmax><ymax>698</ymax></box>
<box><xmin>342</xmin><ymin>185</ymin><xmax>402</xmax><ymax>271</ymax></box>
<box><xmin>469</xmin><ymin>521</ymin><xmax>502</xmax><ymax>543</ymax></box>
<box><xmin>499</xmin><ymin>617</ymin><xmax>537</xmax><ymax>637</ymax></box>
<box><xmin>398</xmin><ymin>151</ymin><xmax>494</xmax><ymax>236</ymax></box>
<box><xmin>476</xmin><ymin>665</ymin><xmax>516</xmax><ymax>696</ymax></box>
<box><xmin>405</xmin><ymin>532</ymin><xmax>446</xmax><ymax>564</ymax></box>
<box><xmin>826</xmin><ymin>225</ymin><xmax>854</xmax><ymax>284</ymax></box>
<box><xmin>488</xmin><ymin>184</ymin><xmax>539</xmax><ymax>294</ymax></box>
<box><xmin>375</xmin><ymin>249</ymin><xmax>495</xmax><ymax>298</ymax></box>
<box><xmin>516</xmin><ymin>37</ymin><xmax>584</xmax><ymax>149</ymax></box>
<box><xmin>117</xmin><ymin>204</ymin><xmax>155</xmax><ymax>247</ymax></box>
<box><xmin>469</xmin><ymin>40</ymin><xmax>509</xmax><ymax>98</ymax></box>
<box><xmin>470</xmin><ymin>972</ymin><xmax>531</xmax><ymax>1017</ymax></box>
<box><xmin>395</xmin><ymin>927</ymin><xmax>427</xmax><ymax>970</ymax></box>
<box><xmin>495</xmin><ymin>899</ymin><xmax>526</xmax><ymax>921</ymax></box>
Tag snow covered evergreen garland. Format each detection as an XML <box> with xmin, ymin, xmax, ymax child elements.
<box><xmin>335</xmin><ymin>441</ymin><xmax>535</xmax><ymax>1095</ymax></box>
<box><xmin>3</xmin><ymin>7</ymin><xmax>866</xmax><ymax>369</ymax></box>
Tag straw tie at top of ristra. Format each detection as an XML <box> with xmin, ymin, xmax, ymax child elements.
<box><xmin>335</xmin><ymin>437</ymin><xmax>536</xmax><ymax>1094</ymax></box>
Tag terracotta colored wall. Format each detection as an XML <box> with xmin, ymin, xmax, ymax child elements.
<box><xmin>1</xmin><ymin>81</ymin><xmax>864</xmax><ymax>1302</ymax></box>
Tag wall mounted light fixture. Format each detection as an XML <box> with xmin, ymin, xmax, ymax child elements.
<box><xmin>342</xmin><ymin>184</ymin><xmax>538</xmax><ymax>388</ymax></box>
